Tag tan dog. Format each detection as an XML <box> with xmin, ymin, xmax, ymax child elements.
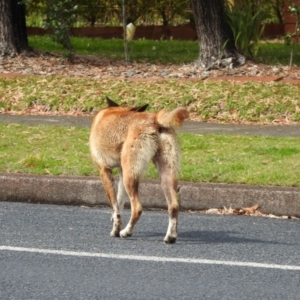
<box><xmin>89</xmin><ymin>97</ymin><xmax>189</xmax><ymax>243</ymax></box>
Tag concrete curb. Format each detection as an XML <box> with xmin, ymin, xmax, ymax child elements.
<box><xmin>1</xmin><ymin>173</ymin><xmax>300</xmax><ymax>217</ymax></box>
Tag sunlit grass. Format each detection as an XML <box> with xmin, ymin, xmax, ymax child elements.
<box><xmin>0</xmin><ymin>124</ymin><xmax>92</xmax><ymax>176</ymax></box>
<box><xmin>1</xmin><ymin>76</ymin><xmax>300</xmax><ymax>124</ymax></box>
<box><xmin>1</xmin><ymin>123</ymin><xmax>300</xmax><ymax>187</ymax></box>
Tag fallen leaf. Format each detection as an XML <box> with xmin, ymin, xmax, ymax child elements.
<box><xmin>242</xmin><ymin>204</ymin><xmax>259</xmax><ymax>215</ymax></box>
<box><xmin>206</xmin><ymin>208</ymin><xmax>221</xmax><ymax>214</ymax></box>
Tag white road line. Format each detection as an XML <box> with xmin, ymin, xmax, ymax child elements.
<box><xmin>0</xmin><ymin>245</ymin><xmax>299</xmax><ymax>271</ymax></box>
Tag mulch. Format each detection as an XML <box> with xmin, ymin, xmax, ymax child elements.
<box><xmin>1</xmin><ymin>52</ymin><xmax>300</xmax><ymax>83</ymax></box>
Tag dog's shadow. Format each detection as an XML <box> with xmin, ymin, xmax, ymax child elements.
<box><xmin>132</xmin><ymin>230</ymin><xmax>292</xmax><ymax>246</ymax></box>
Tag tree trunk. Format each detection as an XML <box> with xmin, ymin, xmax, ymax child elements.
<box><xmin>191</xmin><ymin>0</ymin><xmax>244</xmax><ymax>69</ymax></box>
<box><xmin>0</xmin><ymin>0</ymin><xmax>30</xmax><ymax>57</ymax></box>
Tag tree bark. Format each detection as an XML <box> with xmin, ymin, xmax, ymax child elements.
<box><xmin>0</xmin><ymin>0</ymin><xmax>30</xmax><ymax>57</ymax></box>
<box><xmin>191</xmin><ymin>0</ymin><xmax>244</xmax><ymax>69</ymax></box>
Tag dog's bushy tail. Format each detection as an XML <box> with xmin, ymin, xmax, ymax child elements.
<box><xmin>156</xmin><ymin>107</ymin><xmax>189</xmax><ymax>128</ymax></box>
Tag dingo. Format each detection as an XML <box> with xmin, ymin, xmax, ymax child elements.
<box><xmin>89</xmin><ymin>97</ymin><xmax>189</xmax><ymax>243</ymax></box>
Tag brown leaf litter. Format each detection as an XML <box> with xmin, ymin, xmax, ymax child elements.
<box><xmin>187</xmin><ymin>204</ymin><xmax>299</xmax><ymax>219</ymax></box>
<box><xmin>1</xmin><ymin>51</ymin><xmax>300</xmax><ymax>81</ymax></box>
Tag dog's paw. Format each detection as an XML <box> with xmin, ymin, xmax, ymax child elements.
<box><xmin>163</xmin><ymin>235</ymin><xmax>177</xmax><ymax>244</ymax></box>
<box><xmin>110</xmin><ymin>230</ymin><xmax>120</xmax><ymax>237</ymax></box>
<box><xmin>120</xmin><ymin>229</ymin><xmax>132</xmax><ymax>238</ymax></box>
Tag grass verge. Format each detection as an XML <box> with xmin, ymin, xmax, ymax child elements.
<box><xmin>1</xmin><ymin>76</ymin><xmax>300</xmax><ymax>124</ymax></box>
<box><xmin>1</xmin><ymin>123</ymin><xmax>300</xmax><ymax>187</ymax></box>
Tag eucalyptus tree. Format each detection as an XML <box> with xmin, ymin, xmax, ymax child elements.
<box><xmin>191</xmin><ymin>0</ymin><xmax>245</xmax><ymax>69</ymax></box>
<box><xmin>0</xmin><ymin>0</ymin><xmax>31</xmax><ymax>56</ymax></box>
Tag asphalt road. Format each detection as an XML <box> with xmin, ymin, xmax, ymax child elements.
<box><xmin>1</xmin><ymin>202</ymin><xmax>299</xmax><ymax>300</ymax></box>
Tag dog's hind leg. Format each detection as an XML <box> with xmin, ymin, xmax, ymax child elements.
<box><xmin>160</xmin><ymin>168</ymin><xmax>179</xmax><ymax>244</ymax></box>
<box><xmin>119</xmin><ymin>173</ymin><xmax>142</xmax><ymax>238</ymax></box>
<box><xmin>155</xmin><ymin>130</ymin><xmax>180</xmax><ymax>244</ymax></box>
<box><xmin>99</xmin><ymin>167</ymin><xmax>123</xmax><ymax>237</ymax></box>
<box><xmin>119</xmin><ymin>132</ymin><xmax>158</xmax><ymax>238</ymax></box>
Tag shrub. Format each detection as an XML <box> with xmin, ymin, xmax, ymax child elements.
<box><xmin>225</xmin><ymin>1</ymin><xmax>265</xmax><ymax>58</ymax></box>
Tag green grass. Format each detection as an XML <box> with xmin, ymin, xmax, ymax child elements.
<box><xmin>257</xmin><ymin>41</ymin><xmax>300</xmax><ymax>66</ymax></box>
<box><xmin>1</xmin><ymin>123</ymin><xmax>300</xmax><ymax>187</ymax></box>
<box><xmin>29</xmin><ymin>36</ymin><xmax>198</xmax><ymax>64</ymax></box>
<box><xmin>0</xmin><ymin>124</ymin><xmax>91</xmax><ymax>176</ymax></box>
<box><xmin>28</xmin><ymin>35</ymin><xmax>300</xmax><ymax>66</ymax></box>
<box><xmin>178</xmin><ymin>134</ymin><xmax>300</xmax><ymax>186</ymax></box>
<box><xmin>1</xmin><ymin>76</ymin><xmax>300</xmax><ymax>124</ymax></box>
<box><xmin>2</xmin><ymin>37</ymin><xmax>300</xmax><ymax>187</ymax></box>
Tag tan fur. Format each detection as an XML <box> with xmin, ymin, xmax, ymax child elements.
<box><xmin>156</xmin><ymin>107</ymin><xmax>190</xmax><ymax>128</ymax></box>
<box><xmin>89</xmin><ymin>101</ymin><xmax>189</xmax><ymax>243</ymax></box>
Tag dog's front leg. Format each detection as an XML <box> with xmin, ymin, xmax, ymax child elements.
<box><xmin>154</xmin><ymin>140</ymin><xmax>179</xmax><ymax>244</ymax></box>
<box><xmin>100</xmin><ymin>167</ymin><xmax>123</xmax><ymax>237</ymax></box>
<box><xmin>117</xmin><ymin>169</ymin><xmax>127</xmax><ymax>216</ymax></box>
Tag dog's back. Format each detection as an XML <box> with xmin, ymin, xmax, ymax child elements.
<box><xmin>90</xmin><ymin>107</ymin><xmax>160</xmax><ymax>172</ymax></box>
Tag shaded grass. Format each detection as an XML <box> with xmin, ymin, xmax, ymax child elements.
<box><xmin>257</xmin><ymin>42</ymin><xmax>300</xmax><ymax>66</ymax></box>
<box><xmin>28</xmin><ymin>36</ymin><xmax>198</xmax><ymax>64</ymax></box>
<box><xmin>1</xmin><ymin>123</ymin><xmax>300</xmax><ymax>187</ymax></box>
<box><xmin>28</xmin><ymin>35</ymin><xmax>300</xmax><ymax>66</ymax></box>
<box><xmin>1</xmin><ymin>76</ymin><xmax>300</xmax><ymax>124</ymax></box>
